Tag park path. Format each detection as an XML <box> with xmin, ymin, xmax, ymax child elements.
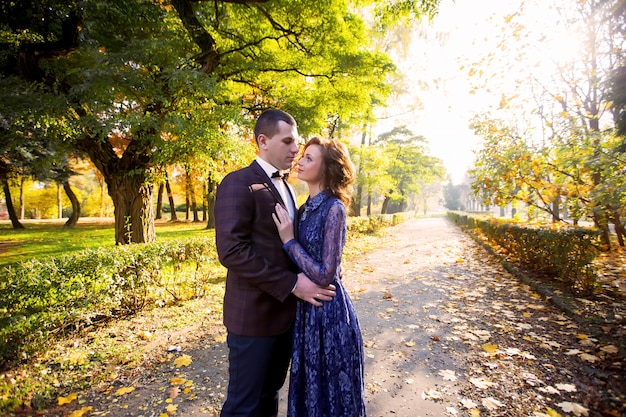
<box><xmin>71</xmin><ymin>216</ymin><xmax>623</xmax><ymax>417</ymax></box>
<box><xmin>333</xmin><ymin>216</ymin><xmax>475</xmax><ymax>416</ymax></box>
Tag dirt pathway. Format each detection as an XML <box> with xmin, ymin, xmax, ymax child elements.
<box><xmin>65</xmin><ymin>217</ymin><xmax>624</xmax><ymax>417</ymax></box>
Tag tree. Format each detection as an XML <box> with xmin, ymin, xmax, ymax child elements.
<box><xmin>1</xmin><ymin>0</ymin><xmax>442</xmax><ymax>243</ymax></box>
<box><xmin>374</xmin><ymin>126</ymin><xmax>445</xmax><ymax>214</ymax></box>
<box><xmin>442</xmin><ymin>182</ymin><xmax>466</xmax><ymax>211</ymax></box>
<box><xmin>466</xmin><ymin>0</ymin><xmax>626</xmax><ymax>246</ymax></box>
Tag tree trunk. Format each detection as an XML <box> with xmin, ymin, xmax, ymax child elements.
<box><xmin>99</xmin><ymin>179</ymin><xmax>106</xmax><ymax>218</ymax></box>
<box><xmin>591</xmin><ymin>210</ymin><xmax>611</xmax><ymax>249</ymax></box>
<box><xmin>205</xmin><ymin>175</ymin><xmax>216</xmax><ymax>229</ymax></box>
<box><xmin>74</xmin><ymin>120</ymin><xmax>158</xmax><ymax>243</ymax></box>
<box><xmin>610</xmin><ymin>208</ymin><xmax>625</xmax><ymax>247</ymax></box>
<box><xmin>107</xmin><ymin>173</ymin><xmax>155</xmax><ymax>244</ymax></box>
<box><xmin>2</xmin><ymin>179</ymin><xmax>24</xmax><ymax>229</ymax></box>
<box><xmin>155</xmin><ymin>181</ymin><xmax>164</xmax><ymax>220</ymax></box>
<box><xmin>165</xmin><ymin>175</ymin><xmax>177</xmax><ymax>221</ymax></box>
<box><xmin>57</xmin><ymin>183</ymin><xmax>62</xmax><ymax>218</ymax></box>
<box><xmin>185</xmin><ymin>194</ymin><xmax>190</xmax><ymax>221</ymax></box>
<box><xmin>350</xmin><ymin>184</ymin><xmax>361</xmax><ymax>217</ymax></box>
<box><xmin>381</xmin><ymin>195</ymin><xmax>390</xmax><ymax>215</ymax></box>
<box><xmin>63</xmin><ymin>180</ymin><xmax>81</xmax><ymax>228</ymax></box>
<box><xmin>19</xmin><ymin>177</ymin><xmax>25</xmax><ymax>220</ymax></box>
<box><xmin>185</xmin><ymin>170</ymin><xmax>199</xmax><ymax>222</ymax></box>
<box><xmin>366</xmin><ymin>193</ymin><xmax>371</xmax><ymax>216</ymax></box>
<box><xmin>552</xmin><ymin>196</ymin><xmax>561</xmax><ymax>223</ymax></box>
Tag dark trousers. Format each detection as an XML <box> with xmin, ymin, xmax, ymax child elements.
<box><xmin>220</xmin><ymin>329</ymin><xmax>292</xmax><ymax>417</ymax></box>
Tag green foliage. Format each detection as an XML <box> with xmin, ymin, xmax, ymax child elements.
<box><xmin>347</xmin><ymin>214</ymin><xmax>394</xmax><ymax>234</ymax></box>
<box><xmin>0</xmin><ymin>236</ymin><xmax>222</xmax><ymax>367</ymax></box>
<box><xmin>448</xmin><ymin>212</ymin><xmax>601</xmax><ymax>294</ymax></box>
<box><xmin>367</xmin><ymin>125</ymin><xmax>445</xmax><ymax>212</ymax></box>
<box><xmin>443</xmin><ymin>182</ymin><xmax>468</xmax><ymax>211</ymax></box>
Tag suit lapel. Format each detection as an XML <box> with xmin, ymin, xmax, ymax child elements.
<box><xmin>250</xmin><ymin>160</ymin><xmax>284</xmax><ymax>205</ymax></box>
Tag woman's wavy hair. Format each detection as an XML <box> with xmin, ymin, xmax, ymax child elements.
<box><xmin>303</xmin><ymin>136</ymin><xmax>356</xmax><ymax>208</ymax></box>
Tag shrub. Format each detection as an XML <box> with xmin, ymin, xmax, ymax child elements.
<box><xmin>448</xmin><ymin>212</ymin><xmax>601</xmax><ymax>293</ymax></box>
<box><xmin>0</xmin><ymin>237</ymin><xmax>222</xmax><ymax>367</ymax></box>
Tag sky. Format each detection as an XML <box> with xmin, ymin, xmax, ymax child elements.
<box><xmin>371</xmin><ymin>0</ymin><xmax>531</xmax><ymax>184</ymax></box>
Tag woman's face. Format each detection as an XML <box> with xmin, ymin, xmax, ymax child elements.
<box><xmin>296</xmin><ymin>144</ymin><xmax>323</xmax><ymax>184</ymax></box>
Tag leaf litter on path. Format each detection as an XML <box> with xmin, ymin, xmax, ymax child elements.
<box><xmin>45</xmin><ymin>217</ymin><xmax>624</xmax><ymax>417</ymax></box>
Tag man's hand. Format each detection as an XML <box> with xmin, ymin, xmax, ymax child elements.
<box><xmin>292</xmin><ymin>272</ymin><xmax>336</xmax><ymax>307</ymax></box>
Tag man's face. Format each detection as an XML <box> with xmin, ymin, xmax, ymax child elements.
<box><xmin>259</xmin><ymin>120</ymin><xmax>300</xmax><ymax>171</ymax></box>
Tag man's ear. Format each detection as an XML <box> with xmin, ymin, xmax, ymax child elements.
<box><xmin>257</xmin><ymin>134</ymin><xmax>269</xmax><ymax>150</ymax></box>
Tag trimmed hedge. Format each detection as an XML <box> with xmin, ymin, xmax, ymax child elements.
<box><xmin>0</xmin><ymin>214</ymin><xmax>398</xmax><ymax>368</ymax></box>
<box><xmin>448</xmin><ymin>212</ymin><xmax>601</xmax><ymax>292</ymax></box>
<box><xmin>0</xmin><ymin>236</ymin><xmax>221</xmax><ymax>367</ymax></box>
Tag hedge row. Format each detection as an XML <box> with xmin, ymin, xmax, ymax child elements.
<box><xmin>448</xmin><ymin>212</ymin><xmax>601</xmax><ymax>292</ymax></box>
<box><xmin>0</xmin><ymin>214</ymin><xmax>398</xmax><ymax>368</ymax></box>
<box><xmin>0</xmin><ymin>237</ymin><xmax>222</xmax><ymax>367</ymax></box>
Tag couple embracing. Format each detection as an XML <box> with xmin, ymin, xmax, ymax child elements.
<box><xmin>214</xmin><ymin>109</ymin><xmax>366</xmax><ymax>417</ymax></box>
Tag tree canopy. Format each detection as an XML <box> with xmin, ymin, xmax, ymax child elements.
<box><xmin>0</xmin><ymin>0</ymin><xmax>441</xmax><ymax>242</ymax></box>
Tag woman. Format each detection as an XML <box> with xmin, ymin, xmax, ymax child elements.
<box><xmin>272</xmin><ymin>136</ymin><xmax>366</xmax><ymax>417</ymax></box>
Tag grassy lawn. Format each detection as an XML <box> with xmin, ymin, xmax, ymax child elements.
<box><xmin>0</xmin><ymin>218</ymin><xmax>211</xmax><ymax>268</ymax></box>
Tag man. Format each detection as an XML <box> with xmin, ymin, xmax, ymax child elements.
<box><xmin>215</xmin><ymin>109</ymin><xmax>336</xmax><ymax>417</ymax></box>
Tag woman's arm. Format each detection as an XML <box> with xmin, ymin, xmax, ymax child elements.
<box><xmin>274</xmin><ymin>202</ymin><xmax>346</xmax><ymax>287</ymax></box>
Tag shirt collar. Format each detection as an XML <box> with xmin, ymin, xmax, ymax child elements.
<box><xmin>256</xmin><ymin>157</ymin><xmax>282</xmax><ymax>180</ymax></box>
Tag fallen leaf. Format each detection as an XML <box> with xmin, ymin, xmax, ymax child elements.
<box><xmin>405</xmin><ymin>341</ymin><xmax>416</xmax><ymax>347</ymax></box>
<box><xmin>138</xmin><ymin>330</ymin><xmax>152</xmax><ymax>340</ymax></box>
<box><xmin>481</xmin><ymin>343</ymin><xmax>498</xmax><ymax>355</ymax></box>
<box><xmin>114</xmin><ymin>386</ymin><xmax>135</xmax><ymax>396</ymax></box>
<box><xmin>170</xmin><ymin>377</ymin><xmax>186</xmax><ymax>385</ymax></box>
<box><xmin>165</xmin><ymin>403</ymin><xmax>178</xmax><ymax>414</ymax></box>
<box><xmin>446</xmin><ymin>406</ymin><xmax>458</xmax><ymax>414</ymax></box>
<box><xmin>58</xmin><ymin>393</ymin><xmax>77</xmax><ymax>406</ymax></box>
<box><xmin>579</xmin><ymin>353</ymin><xmax>600</xmax><ymax>363</ymax></box>
<box><xmin>545</xmin><ymin>408</ymin><xmax>562</xmax><ymax>417</ymax></box>
<box><xmin>470</xmin><ymin>377</ymin><xmax>494</xmax><ymax>389</ymax></box>
<box><xmin>472</xmin><ymin>329</ymin><xmax>491</xmax><ymax>341</ymax></box>
<box><xmin>481</xmin><ymin>397</ymin><xmax>503</xmax><ymax>410</ymax></box>
<box><xmin>69</xmin><ymin>406</ymin><xmax>93</xmax><ymax>417</ymax></box>
<box><xmin>460</xmin><ymin>398</ymin><xmax>478</xmax><ymax>409</ymax></box>
<box><xmin>557</xmin><ymin>401</ymin><xmax>589</xmax><ymax>416</ymax></box>
<box><xmin>600</xmin><ymin>345</ymin><xmax>618</xmax><ymax>354</ymax></box>
<box><xmin>555</xmin><ymin>383</ymin><xmax>577</xmax><ymax>392</ymax></box>
<box><xmin>173</xmin><ymin>354</ymin><xmax>192</xmax><ymax>367</ymax></box>
<box><xmin>67</xmin><ymin>350</ymin><xmax>89</xmax><ymax>365</ymax></box>
<box><xmin>422</xmin><ymin>388</ymin><xmax>443</xmax><ymax>400</ymax></box>
<box><xmin>168</xmin><ymin>386</ymin><xmax>180</xmax><ymax>399</ymax></box>
<box><xmin>538</xmin><ymin>386</ymin><xmax>560</xmax><ymax>395</ymax></box>
<box><xmin>438</xmin><ymin>369</ymin><xmax>457</xmax><ymax>381</ymax></box>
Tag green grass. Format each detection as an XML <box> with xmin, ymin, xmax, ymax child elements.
<box><xmin>0</xmin><ymin>218</ymin><xmax>211</xmax><ymax>268</ymax></box>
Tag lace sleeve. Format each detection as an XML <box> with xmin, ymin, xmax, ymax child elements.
<box><xmin>284</xmin><ymin>202</ymin><xmax>346</xmax><ymax>287</ymax></box>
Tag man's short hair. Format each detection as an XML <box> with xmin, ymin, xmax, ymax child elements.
<box><xmin>254</xmin><ymin>109</ymin><xmax>297</xmax><ymax>143</ymax></box>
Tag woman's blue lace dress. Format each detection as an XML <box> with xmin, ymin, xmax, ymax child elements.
<box><xmin>283</xmin><ymin>190</ymin><xmax>366</xmax><ymax>417</ymax></box>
